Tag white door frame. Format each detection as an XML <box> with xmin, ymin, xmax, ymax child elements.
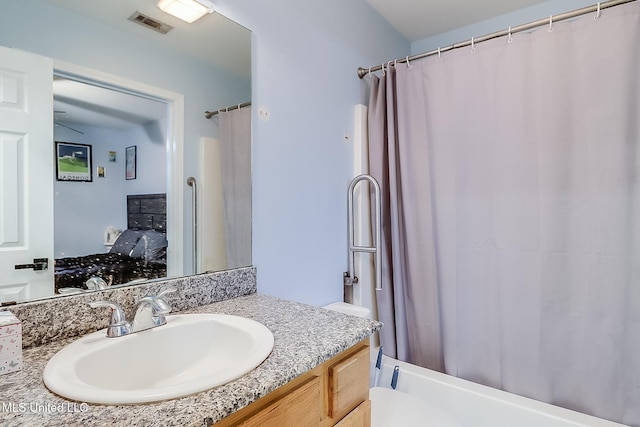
<box><xmin>52</xmin><ymin>60</ymin><xmax>184</xmax><ymax>278</ymax></box>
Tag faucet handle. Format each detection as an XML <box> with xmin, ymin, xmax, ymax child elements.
<box><xmin>89</xmin><ymin>301</ymin><xmax>131</xmax><ymax>338</ymax></box>
<box><xmin>154</xmin><ymin>287</ymin><xmax>177</xmax><ymax>314</ymax></box>
<box><xmin>89</xmin><ymin>301</ymin><xmax>127</xmax><ymax>323</ymax></box>
<box><xmin>85</xmin><ymin>277</ymin><xmax>108</xmax><ymax>290</ymax></box>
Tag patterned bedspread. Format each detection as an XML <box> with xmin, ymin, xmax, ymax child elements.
<box><xmin>54</xmin><ymin>253</ymin><xmax>166</xmax><ymax>292</ymax></box>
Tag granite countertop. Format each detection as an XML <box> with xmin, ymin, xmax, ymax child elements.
<box><xmin>0</xmin><ymin>294</ymin><xmax>382</xmax><ymax>427</ymax></box>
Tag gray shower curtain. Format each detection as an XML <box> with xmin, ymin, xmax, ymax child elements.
<box><xmin>368</xmin><ymin>2</ymin><xmax>640</xmax><ymax>425</ymax></box>
<box><xmin>219</xmin><ymin>106</ymin><xmax>252</xmax><ymax>268</ymax></box>
<box><xmin>368</xmin><ymin>65</ymin><xmax>444</xmax><ymax>372</ymax></box>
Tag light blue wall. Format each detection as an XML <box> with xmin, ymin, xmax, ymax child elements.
<box><xmin>54</xmin><ymin>125</ymin><xmax>125</xmax><ymax>258</ymax></box>
<box><xmin>412</xmin><ymin>0</ymin><xmax>595</xmax><ymax>54</ymax></box>
<box><xmin>213</xmin><ymin>0</ymin><xmax>410</xmax><ymax>305</ymax></box>
<box><xmin>53</xmin><ymin>120</ymin><xmax>166</xmax><ymax>258</ymax></box>
<box><xmin>122</xmin><ymin>120</ymin><xmax>167</xmax><ymax>196</ymax></box>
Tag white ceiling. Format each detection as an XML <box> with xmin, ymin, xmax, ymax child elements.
<box><xmin>40</xmin><ymin>0</ymin><xmax>251</xmax><ymax>132</ymax></box>
<box><xmin>366</xmin><ymin>0</ymin><xmax>551</xmax><ymax>42</ymax></box>
<box><xmin>53</xmin><ymin>77</ymin><xmax>167</xmax><ymax>133</ymax></box>
<box><xmin>41</xmin><ymin>0</ymin><xmax>251</xmax><ymax>79</ymax></box>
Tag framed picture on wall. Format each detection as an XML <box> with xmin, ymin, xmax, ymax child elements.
<box><xmin>55</xmin><ymin>141</ymin><xmax>93</xmax><ymax>182</ymax></box>
<box><xmin>125</xmin><ymin>145</ymin><xmax>137</xmax><ymax>180</ymax></box>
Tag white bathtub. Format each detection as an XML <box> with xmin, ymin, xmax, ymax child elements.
<box><xmin>369</xmin><ymin>349</ymin><xmax>628</xmax><ymax>427</ymax></box>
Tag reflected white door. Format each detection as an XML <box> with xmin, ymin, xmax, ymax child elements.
<box><xmin>0</xmin><ymin>46</ymin><xmax>54</xmax><ymax>302</ymax></box>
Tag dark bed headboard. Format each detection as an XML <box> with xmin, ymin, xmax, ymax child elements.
<box><xmin>127</xmin><ymin>193</ymin><xmax>166</xmax><ymax>231</ymax></box>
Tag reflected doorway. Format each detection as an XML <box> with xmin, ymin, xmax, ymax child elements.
<box><xmin>49</xmin><ymin>63</ymin><xmax>184</xmax><ymax>297</ymax></box>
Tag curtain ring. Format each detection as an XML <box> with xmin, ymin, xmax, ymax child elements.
<box><xmin>381</xmin><ymin>62</ymin><xmax>386</xmax><ymax>76</ymax></box>
<box><xmin>471</xmin><ymin>37</ymin><xmax>476</xmax><ymax>52</ymax></box>
<box><xmin>594</xmin><ymin>2</ymin><xmax>601</xmax><ymax>19</ymax></box>
<box><xmin>406</xmin><ymin>56</ymin><xmax>412</xmax><ymax>69</ymax></box>
<box><xmin>508</xmin><ymin>26</ymin><xmax>513</xmax><ymax>43</ymax></box>
<box><xmin>548</xmin><ymin>15</ymin><xmax>553</xmax><ymax>32</ymax></box>
<box><xmin>368</xmin><ymin>66</ymin><xmax>372</xmax><ymax>75</ymax></box>
<box><xmin>438</xmin><ymin>47</ymin><xmax>441</xmax><ymax>59</ymax></box>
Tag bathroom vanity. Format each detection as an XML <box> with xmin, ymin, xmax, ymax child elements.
<box><xmin>0</xmin><ymin>268</ymin><xmax>381</xmax><ymax>426</ymax></box>
<box><xmin>215</xmin><ymin>339</ymin><xmax>371</xmax><ymax>427</ymax></box>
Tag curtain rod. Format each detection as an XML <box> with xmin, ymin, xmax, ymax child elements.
<box><xmin>357</xmin><ymin>0</ymin><xmax>636</xmax><ymax>79</ymax></box>
<box><xmin>204</xmin><ymin>101</ymin><xmax>251</xmax><ymax>119</ymax></box>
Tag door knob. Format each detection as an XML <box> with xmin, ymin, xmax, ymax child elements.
<box><xmin>14</xmin><ymin>258</ymin><xmax>49</xmax><ymax>271</ymax></box>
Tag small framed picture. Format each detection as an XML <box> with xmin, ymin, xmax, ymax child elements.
<box><xmin>109</xmin><ymin>151</ymin><xmax>117</xmax><ymax>162</ymax></box>
<box><xmin>55</xmin><ymin>142</ymin><xmax>92</xmax><ymax>182</ymax></box>
<box><xmin>97</xmin><ymin>166</ymin><xmax>106</xmax><ymax>178</ymax></box>
<box><xmin>125</xmin><ymin>146</ymin><xmax>136</xmax><ymax>180</ymax></box>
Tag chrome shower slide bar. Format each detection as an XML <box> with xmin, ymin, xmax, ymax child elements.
<box><xmin>346</xmin><ymin>174</ymin><xmax>382</xmax><ymax>291</ymax></box>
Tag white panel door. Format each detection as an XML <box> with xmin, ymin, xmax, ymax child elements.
<box><xmin>0</xmin><ymin>46</ymin><xmax>53</xmax><ymax>303</ymax></box>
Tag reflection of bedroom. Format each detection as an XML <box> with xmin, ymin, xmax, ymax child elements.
<box><xmin>53</xmin><ymin>79</ymin><xmax>167</xmax><ymax>291</ymax></box>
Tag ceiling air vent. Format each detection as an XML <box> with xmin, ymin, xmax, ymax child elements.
<box><xmin>128</xmin><ymin>11</ymin><xmax>174</xmax><ymax>34</ymax></box>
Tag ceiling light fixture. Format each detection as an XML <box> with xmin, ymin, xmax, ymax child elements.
<box><xmin>156</xmin><ymin>0</ymin><xmax>214</xmax><ymax>23</ymax></box>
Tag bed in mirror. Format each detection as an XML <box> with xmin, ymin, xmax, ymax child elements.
<box><xmin>55</xmin><ymin>194</ymin><xmax>168</xmax><ymax>294</ymax></box>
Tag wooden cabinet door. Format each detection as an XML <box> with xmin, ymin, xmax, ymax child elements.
<box><xmin>238</xmin><ymin>376</ymin><xmax>321</xmax><ymax>427</ymax></box>
<box><xmin>334</xmin><ymin>400</ymin><xmax>371</xmax><ymax>427</ymax></box>
<box><xmin>328</xmin><ymin>347</ymin><xmax>370</xmax><ymax>421</ymax></box>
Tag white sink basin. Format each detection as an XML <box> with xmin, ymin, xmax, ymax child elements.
<box><xmin>43</xmin><ymin>313</ymin><xmax>274</xmax><ymax>405</ymax></box>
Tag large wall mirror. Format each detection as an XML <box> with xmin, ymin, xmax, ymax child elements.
<box><xmin>0</xmin><ymin>0</ymin><xmax>252</xmax><ymax>304</ymax></box>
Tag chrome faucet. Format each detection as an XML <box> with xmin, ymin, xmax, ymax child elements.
<box><xmin>130</xmin><ymin>288</ymin><xmax>176</xmax><ymax>333</ymax></box>
<box><xmin>89</xmin><ymin>287</ymin><xmax>177</xmax><ymax>338</ymax></box>
<box><xmin>88</xmin><ymin>301</ymin><xmax>131</xmax><ymax>338</ymax></box>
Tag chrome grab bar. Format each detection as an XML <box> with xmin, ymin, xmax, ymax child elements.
<box><xmin>345</xmin><ymin>174</ymin><xmax>382</xmax><ymax>291</ymax></box>
<box><xmin>187</xmin><ymin>177</ymin><xmax>197</xmax><ymax>274</ymax></box>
